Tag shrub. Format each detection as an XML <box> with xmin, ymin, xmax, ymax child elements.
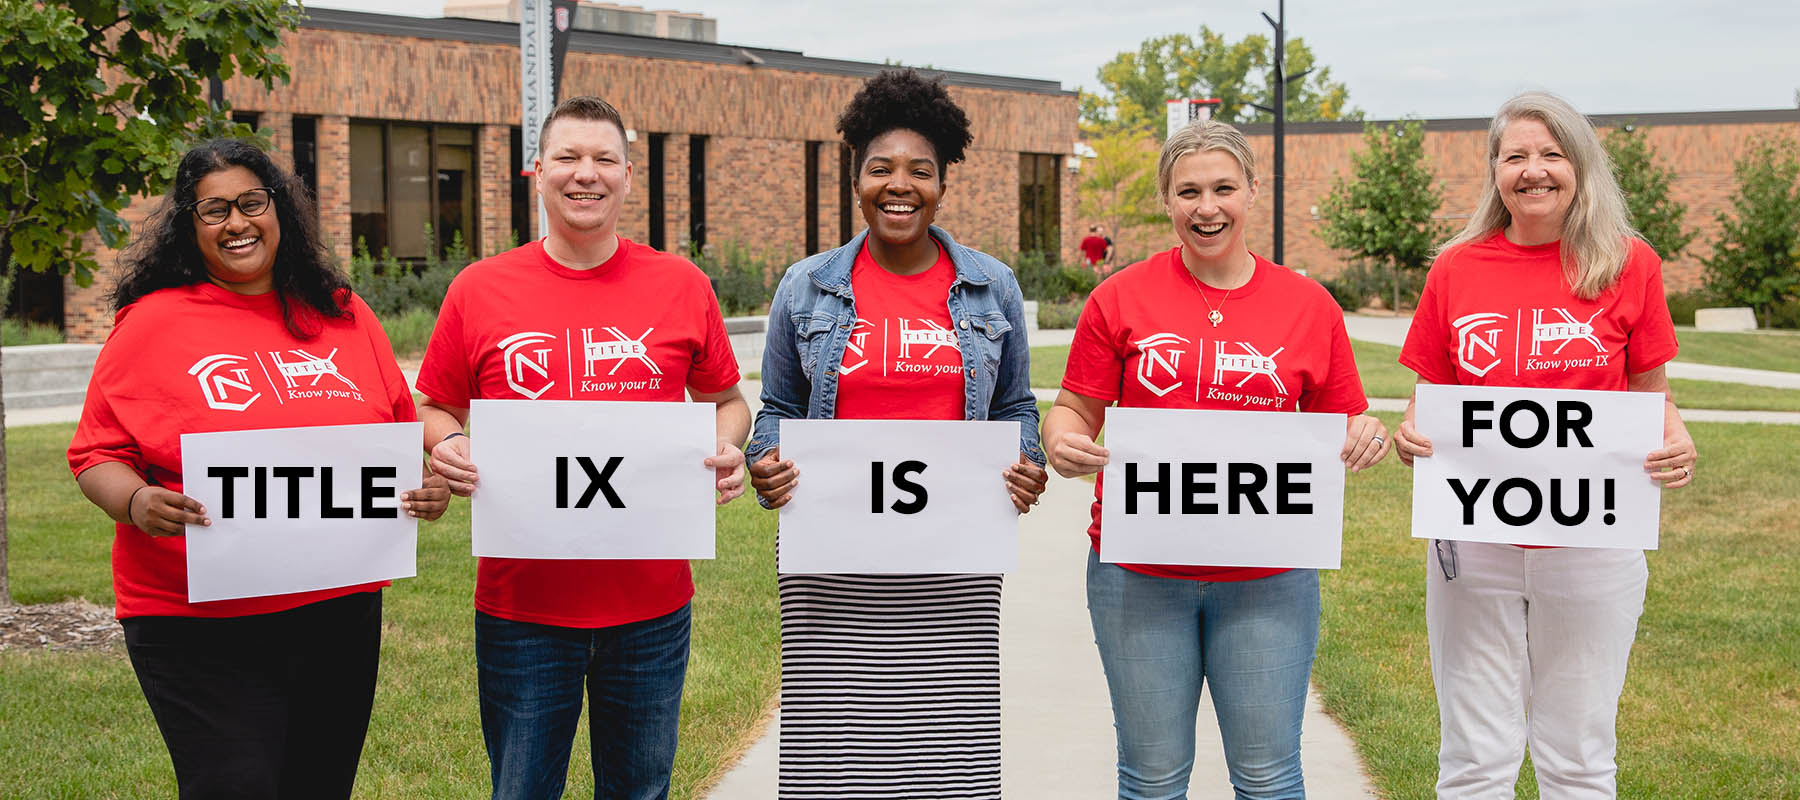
<box><xmin>1664</xmin><ymin>290</ymin><xmax>1717</xmax><ymax>327</ymax></box>
<box><xmin>1037</xmin><ymin>298</ymin><xmax>1085</xmax><ymax>329</ymax></box>
<box><xmin>690</xmin><ymin>240</ymin><xmax>783</xmax><ymax>316</ymax></box>
<box><xmin>348</xmin><ymin>228</ymin><xmax>475</xmax><ymax>319</ymax></box>
<box><xmin>1013</xmin><ymin>251</ymin><xmax>1099</xmax><ymax>302</ymax></box>
<box><xmin>1</xmin><ymin>318</ymin><xmax>65</xmax><ymax>346</ymax></box>
<box><xmin>380</xmin><ymin>307</ymin><xmax>437</xmax><ymax>358</ymax></box>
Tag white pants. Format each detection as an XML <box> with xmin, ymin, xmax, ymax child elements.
<box><xmin>1426</xmin><ymin>541</ymin><xmax>1647</xmax><ymax>800</ymax></box>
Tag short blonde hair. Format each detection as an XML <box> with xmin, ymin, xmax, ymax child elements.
<box><xmin>1156</xmin><ymin>120</ymin><xmax>1258</xmax><ymax>202</ymax></box>
<box><xmin>1438</xmin><ymin>91</ymin><xmax>1638</xmax><ymax>299</ymax></box>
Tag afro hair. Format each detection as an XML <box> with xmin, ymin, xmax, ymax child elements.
<box><xmin>836</xmin><ymin>69</ymin><xmax>973</xmax><ymax>171</ymax></box>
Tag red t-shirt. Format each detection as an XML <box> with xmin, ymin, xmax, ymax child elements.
<box><xmin>1079</xmin><ymin>235</ymin><xmax>1109</xmax><ymax>265</ymax></box>
<box><xmin>1401</xmin><ymin>232</ymin><xmax>1678</xmax><ymax>389</ymax></box>
<box><xmin>68</xmin><ymin>284</ymin><xmax>414</xmax><ymax>619</ymax></box>
<box><xmin>835</xmin><ymin>242</ymin><xmax>964</xmax><ymax>421</ymax></box>
<box><xmin>415</xmin><ymin>237</ymin><xmax>740</xmax><ymax>628</ymax></box>
<box><xmin>1063</xmin><ymin>248</ymin><xmax>1368</xmax><ymax>581</ymax></box>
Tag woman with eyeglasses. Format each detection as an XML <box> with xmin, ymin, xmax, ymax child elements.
<box><xmin>68</xmin><ymin>138</ymin><xmax>449</xmax><ymax>798</ymax></box>
<box><xmin>1393</xmin><ymin>92</ymin><xmax>1695</xmax><ymax>798</ymax></box>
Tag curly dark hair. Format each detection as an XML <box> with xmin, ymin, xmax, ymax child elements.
<box><xmin>836</xmin><ymin>69</ymin><xmax>973</xmax><ymax>174</ymax></box>
<box><xmin>111</xmin><ymin>138</ymin><xmax>350</xmax><ymax>338</ymax></box>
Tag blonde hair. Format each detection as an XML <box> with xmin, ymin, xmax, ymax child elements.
<box><xmin>1157</xmin><ymin>119</ymin><xmax>1258</xmax><ymax>202</ymax></box>
<box><xmin>1438</xmin><ymin>91</ymin><xmax>1637</xmax><ymax>299</ymax></box>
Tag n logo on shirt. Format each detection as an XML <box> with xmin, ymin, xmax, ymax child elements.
<box><xmin>841</xmin><ymin>318</ymin><xmax>874</xmax><ymax>375</ymax></box>
<box><xmin>189</xmin><ymin>354</ymin><xmax>261</xmax><ymax>412</ymax></box>
<box><xmin>498</xmin><ymin>332</ymin><xmax>558</xmax><ymax>399</ymax></box>
<box><xmin>1133</xmin><ymin>333</ymin><xmax>1190</xmax><ymax>397</ymax></box>
<box><xmin>1453</xmin><ymin>312</ymin><xmax>1508</xmax><ymax>377</ymax></box>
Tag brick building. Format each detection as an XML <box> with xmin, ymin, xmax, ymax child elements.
<box><xmin>1104</xmin><ymin>109</ymin><xmax>1800</xmax><ymax>295</ymax></box>
<box><xmin>33</xmin><ymin>8</ymin><xmax>1079</xmax><ymax>343</ymax></box>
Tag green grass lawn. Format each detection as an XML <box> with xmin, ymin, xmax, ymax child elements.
<box><xmin>1673</xmin><ymin>329</ymin><xmax>1800</xmax><ymax>373</ymax></box>
<box><xmin>1318</xmin><ymin>413</ymin><xmax>1800</xmax><ymax>798</ymax></box>
<box><xmin>2</xmin><ymin>423</ymin><xmax>777</xmax><ymax>799</ymax></box>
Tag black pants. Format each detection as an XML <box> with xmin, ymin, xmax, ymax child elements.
<box><xmin>122</xmin><ymin>590</ymin><xmax>383</xmax><ymax>800</ymax></box>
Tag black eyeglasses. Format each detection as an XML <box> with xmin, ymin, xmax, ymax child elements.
<box><xmin>191</xmin><ymin>187</ymin><xmax>275</xmax><ymax>225</ymax></box>
<box><xmin>1434</xmin><ymin>539</ymin><xmax>1459</xmax><ymax>581</ymax></box>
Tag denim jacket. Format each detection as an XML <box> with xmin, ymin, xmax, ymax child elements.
<box><xmin>746</xmin><ymin>225</ymin><xmax>1044</xmax><ymax>470</ymax></box>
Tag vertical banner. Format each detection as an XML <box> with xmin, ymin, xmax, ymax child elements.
<box><xmin>469</xmin><ymin>400</ymin><xmax>716</xmax><ymax>559</ymax></box>
<box><xmin>777</xmin><ymin>419</ymin><xmax>1021</xmax><ymax>574</ymax></box>
<box><xmin>548</xmin><ymin>0</ymin><xmax>580</xmax><ymax>103</ymax></box>
<box><xmin>181</xmin><ymin>422</ymin><xmax>423</xmax><ymax>602</ymax></box>
<box><xmin>1411</xmin><ymin>384</ymin><xmax>1664</xmax><ymax>548</ymax></box>
<box><xmin>1100</xmin><ymin>407</ymin><xmax>1346</xmax><ymax>569</ymax></box>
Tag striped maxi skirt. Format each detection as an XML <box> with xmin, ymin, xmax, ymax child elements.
<box><xmin>777</xmin><ymin>572</ymin><xmax>1003</xmax><ymax>799</ymax></box>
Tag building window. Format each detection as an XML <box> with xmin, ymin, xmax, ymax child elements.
<box><xmin>349</xmin><ymin>120</ymin><xmax>479</xmax><ymax>259</ymax></box>
<box><xmin>804</xmin><ymin>141</ymin><xmax>821</xmax><ymax>255</ymax></box>
<box><xmin>231</xmin><ymin>111</ymin><xmax>261</xmax><ymax>130</ymax></box>
<box><xmin>647</xmin><ymin>133</ymin><xmax>667</xmax><ymax>251</ymax></box>
<box><xmin>688</xmin><ymin>135</ymin><xmax>708</xmax><ymax>251</ymax></box>
<box><xmin>292</xmin><ymin>116</ymin><xmax>319</xmax><ymax>206</ymax></box>
<box><xmin>839</xmin><ymin>143</ymin><xmax>854</xmax><ymax>245</ymax></box>
<box><xmin>1019</xmin><ymin>153</ymin><xmax>1062</xmax><ymax>259</ymax></box>
<box><xmin>510</xmin><ymin>126</ymin><xmax>530</xmax><ymax>246</ymax></box>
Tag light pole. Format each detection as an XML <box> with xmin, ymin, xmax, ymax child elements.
<box><xmin>1250</xmin><ymin>0</ymin><xmax>1309</xmax><ymax>265</ymax></box>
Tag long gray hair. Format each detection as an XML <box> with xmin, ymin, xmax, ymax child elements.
<box><xmin>1437</xmin><ymin>91</ymin><xmax>1638</xmax><ymax>299</ymax></box>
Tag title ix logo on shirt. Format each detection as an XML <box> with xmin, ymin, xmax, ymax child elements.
<box><xmin>1530</xmin><ymin>308</ymin><xmax>1606</xmax><ymax>356</ymax></box>
<box><xmin>582</xmin><ymin>327</ymin><xmax>662</xmax><ymax>377</ymax></box>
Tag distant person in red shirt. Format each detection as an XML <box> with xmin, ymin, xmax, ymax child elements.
<box><xmin>1042</xmin><ymin>120</ymin><xmax>1388</xmax><ymax>798</ymax></box>
<box><xmin>68</xmin><ymin>138</ymin><xmax>449</xmax><ymax>798</ymax></box>
<box><xmin>416</xmin><ymin>96</ymin><xmax>750</xmax><ymax>800</ymax></box>
<box><xmin>1080</xmin><ymin>224</ymin><xmax>1109</xmax><ymax>266</ymax></box>
<box><xmin>1393</xmin><ymin>91</ymin><xmax>1695</xmax><ymax>799</ymax></box>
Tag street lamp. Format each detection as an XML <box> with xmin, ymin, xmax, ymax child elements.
<box><xmin>1248</xmin><ymin>0</ymin><xmax>1310</xmax><ymax>265</ymax></box>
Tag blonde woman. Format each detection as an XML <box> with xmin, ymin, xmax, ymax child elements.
<box><xmin>1393</xmin><ymin>91</ymin><xmax>1696</xmax><ymax>798</ymax></box>
<box><xmin>1044</xmin><ymin>120</ymin><xmax>1386</xmax><ymax>799</ymax></box>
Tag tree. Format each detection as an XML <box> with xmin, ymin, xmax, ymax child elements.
<box><xmin>1081</xmin><ymin>26</ymin><xmax>1360</xmax><ymax>133</ymax></box>
<box><xmin>1604</xmin><ymin>124</ymin><xmax>1696</xmax><ymax>262</ymax></box>
<box><xmin>1316</xmin><ymin>119</ymin><xmax>1448</xmax><ymax>310</ymax></box>
<box><xmin>0</xmin><ymin>0</ymin><xmax>298</xmax><ymax>605</ymax></box>
<box><xmin>1077</xmin><ymin>127</ymin><xmax>1164</xmax><ymax>261</ymax></box>
<box><xmin>1702</xmin><ymin>135</ymin><xmax>1800</xmax><ymax>328</ymax></box>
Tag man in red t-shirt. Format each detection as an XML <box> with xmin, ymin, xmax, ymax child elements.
<box><xmin>1080</xmin><ymin>224</ymin><xmax>1109</xmax><ymax>267</ymax></box>
<box><xmin>416</xmin><ymin>96</ymin><xmax>750</xmax><ymax>799</ymax></box>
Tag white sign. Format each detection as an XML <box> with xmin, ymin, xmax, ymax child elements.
<box><xmin>777</xmin><ymin>419</ymin><xmax>1020</xmax><ymax>574</ymax></box>
<box><xmin>181</xmin><ymin>422</ymin><xmax>423</xmax><ymax>602</ymax></box>
<box><xmin>1100</xmin><ymin>407</ymin><xmax>1346</xmax><ymax>569</ymax></box>
<box><xmin>470</xmin><ymin>399</ymin><xmax>715</xmax><ymax>559</ymax></box>
<box><xmin>1411</xmin><ymin>384</ymin><xmax>1664</xmax><ymax>549</ymax></box>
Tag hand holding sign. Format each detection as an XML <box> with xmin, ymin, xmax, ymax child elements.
<box><xmin>749</xmin><ymin>447</ymin><xmax>797</xmax><ymax>508</ymax></box>
<box><xmin>132</xmin><ymin>484</ymin><xmax>210</xmax><ymax>536</ymax></box>
<box><xmin>706</xmin><ymin>442</ymin><xmax>747</xmax><ymax>505</ymax></box>
<box><xmin>1004</xmin><ymin>454</ymin><xmax>1049</xmax><ymax>513</ymax></box>
<box><xmin>430</xmin><ymin>432</ymin><xmax>478</xmax><ymax>496</ymax></box>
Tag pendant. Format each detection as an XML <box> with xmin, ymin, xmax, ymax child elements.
<box><xmin>1208</xmin><ymin>310</ymin><xmax>1223</xmax><ymax>327</ymax></box>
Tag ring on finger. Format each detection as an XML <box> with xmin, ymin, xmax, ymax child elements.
<box><xmin>1681</xmin><ymin>465</ymin><xmax>1692</xmax><ymax>480</ymax></box>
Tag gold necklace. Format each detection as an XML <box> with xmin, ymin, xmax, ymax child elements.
<box><xmin>1183</xmin><ymin>252</ymin><xmax>1253</xmax><ymax>327</ymax></box>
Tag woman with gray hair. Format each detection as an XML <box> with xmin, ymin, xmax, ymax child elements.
<box><xmin>1043</xmin><ymin>119</ymin><xmax>1387</xmax><ymax>798</ymax></box>
<box><xmin>1393</xmin><ymin>91</ymin><xmax>1696</xmax><ymax>798</ymax></box>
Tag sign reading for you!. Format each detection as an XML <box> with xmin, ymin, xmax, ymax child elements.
<box><xmin>1101</xmin><ymin>407</ymin><xmax>1347</xmax><ymax>569</ymax></box>
<box><xmin>181</xmin><ymin>422</ymin><xmax>423</xmax><ymax>602</ymax></box>
<box><xmin>777</xmin><ymin>419</ymin><xmax>1021</xmax><ymax>574</ymax></box>
<box><xmin>1411</xmin><ymin>384</ymin><xmax>1664</xmax><ymax>549</ymax></box>
<box><xmin>469</xmin><ymin>399</ymin><xmax>716</xmax><ymax>559</ymax></box>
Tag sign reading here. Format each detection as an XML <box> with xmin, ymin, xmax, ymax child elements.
<box><xmin>1100</xmin><ymin>407</ymin><xmax>1346</xmax><ymax>569</ymax></box>
<box><xmin>181</xmin><ymin>422</ymin><xmax>422</xmax><ymax>602</ymax></box>
<box><xmin>1411</xmin><ymin>384</ymin><xmax>1664</xmax><ymax>549</ymax></box>
<box><xmin>470</xmin><ymin>399</ymin><xmax>715</xmax><ymax>559</ymax></box>
<box><xmin>777</xmin><ymin>419</ymin><xmax>1020</xmax><ymax>574</ymax></box>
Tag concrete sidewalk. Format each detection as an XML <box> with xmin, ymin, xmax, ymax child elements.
<box><xmin>704</xmin><ymin>471</ymin><xmax>1379</xmax><ymax>799</ymax></box>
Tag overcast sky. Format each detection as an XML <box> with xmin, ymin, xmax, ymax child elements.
<box><xmin>309</xmin><ymin>0</ymin><xmax>1800</xmax><ymax>119</ymax></box>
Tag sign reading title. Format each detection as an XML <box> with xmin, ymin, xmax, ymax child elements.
<box><xmin>181</xmin><ymin>422</ymin><xmax>423</xmax><ymax>602</ymax></box>
<box><xmin>1411</xmin><ymin>384</ymin><xmax>1664</xmax><ymax>549</ymax></box>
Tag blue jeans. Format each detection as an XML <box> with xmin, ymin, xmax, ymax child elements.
<box><xmin>476</xmin><ymin>603</ymin><xmax>691</xmax><ymax>800</ymax></box>
<box><xmin>1086</xmin><ymin>551</ymin><xmax>1319</xmax><ymax>800</ymax></box>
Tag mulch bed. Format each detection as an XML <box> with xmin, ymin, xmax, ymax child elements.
<box><xmin>0</xmin><ymin>600</ymin><xmax>124</xmax><ymax>652</ymax></box>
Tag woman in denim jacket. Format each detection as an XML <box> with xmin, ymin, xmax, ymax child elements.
<box><xmin>745</xmin><ymin>69</ymin><xmax>1048</xmax><ymax>799</ymax></box>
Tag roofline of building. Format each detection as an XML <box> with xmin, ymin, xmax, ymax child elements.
<box><xmin>1237</xmin><ymin>107</ymin><xmax>1800</xmax><ymax>135</ymax></box>
<box><xmin>299</xmin><ymin>7</ymin><xmax>1075</xmax><ymax>98</ymax></box>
